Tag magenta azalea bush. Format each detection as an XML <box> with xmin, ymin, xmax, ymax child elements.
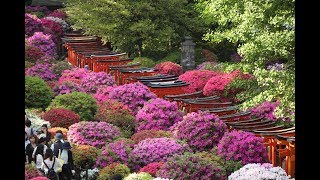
<box><xmin>44</xmin><ymin>16</ymin><xmax>69</xmax><ymax>32</ymax></box>
<box><xmin>178</xmin><ymin>70</ymin><xmax>218</xmax><ymax>93</ymax></box>
<box><xmin>249</xmin><ymin>101</ymin><xmax>280</xmax><ymax>121</ymax></box>
<box><xmin>171</xmin><ymin>110</ymin><xmax>227</xmax><ymax>152</ymax></box>
<box><xmin>25</xmin><ymin>61</ymin><xmax>57</xmax><ymax>81</ymax></box>
<box><xmin>29</xmin><ymin>177</ymin><xmax>50</xmax><ymax>180</ymax></box>
<box><xmin>52</xmin><ymin>81</ymin><xmax>84</xmax><ymax>96</ymax></box>
<box><xmin>94</xmin><ymin>87</ymin><xmax>115</xmax><ymax>104</ymax></box>
<box><xmin>154</xmin><ymin>61</ymin><xmax>183</xmax><ymax>76</ymax></box>
<box><xmin>108</xmin><ymin>82</ymin><xmax>157</xmax><ymax>114</ymax></box>
<box><xmin>135</xmin><ymin>98</ymin><xmax>183</xmax><ymax>132</ymax></box>
<box><xmin>25</xmin><ymin>44</ymin><xmax>46</xmax><ymax>63</ymax></box>
<box><xmin>47</xmin><ymin>9</ymin><xmax>67</xmax><ymax>19</ymax></box>
<box><xmin>40</xmin><ymin>18</ymin><xmax>64</xmax><ymax>44</ymax></box>
<box><xmin>58</xmin><ymin>68</ymin><xmax>90</xmax><ymax>85</ymax></box>
<box><xmin>95</xmin><ymin>138</ymin><xmax>135</xmax><ymax>169</ymax></box>
<box><xmin>139</xmin><ymin>162</ymin><xmax>164</xmax><ymax>177</ymax></box>
<box><xmin>156</xmin><ymin>153</ymin><xmax>226</xmax><ymax>180</ymax></box>
<box><xmin>203</xmin><ymin>70</ymin><xmax>239</xmax><ymax>96</ymax></box>
<box><xmin>67</xmin><ymin>121</ymin><xmax>121</xmax><ymax>148</ymax></box>
<box><xmin>27</xmin><ymin>32</ymin><xmax>57</xmax><ymax>60</ymax></box>
<box><xmin>25</xmin><ymin>13</ymin><xmax>44</xmax><ymax>37</ymax></box>
<box><xmin>217</xmin><ymin>130</ymin><xmax>268</xmax><ymax>165</ymax></box>
<box><xmin>25</xmin><ymin>164</ymin><xmax>42</xmax><ymax>180</ymax></box>
<box><xmin>129</xmin><ymin>137</ymin><xmax>191</xmax><ymax>171</ymax></box>
<box><xmin>81</xmin><ymin>72</ymin><xmax>116</xmax><ymax>94</ymax></box>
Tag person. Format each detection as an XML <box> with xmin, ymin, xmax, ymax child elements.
<box><xmin>25</xmin><ymin>118</ymin><xmax>34</xmax><ymax>138</ymax></box>
<box><xmin>51</xmin><ymin>133</ymin><xmax>64</xmax><ymax>157</ymax></box>
<box><xmin>25</xmin><ymin>131</ymin><xmax>30</xmax><ymax>149</ymax></box>
<box><xmin>41</xmin><ymin>124</ymin><xmax>52</xmax><ymax>143</ymax></box>
<box><xmin>41</xmin><ymin>149</ymin><xmax>62</xmax><ymax>180</ymax></box>
<box><xmin>32</xmin><ymin>137</ymin><xmax>48</xmax><ymax>159</ymax></box>
<box><xmin>25</xmin><ymin>134</ymin><xmax>38</xmax><ymax>164</ymax></box>
<box><xmin>34</xmin><ymin>144</ymin><xmax>44</xmax><ymax>171</ymax></box>
<box><xmin>59</xmin><ymin>142</ymin><xmax>74</xmax><ymax>180</ymax></box>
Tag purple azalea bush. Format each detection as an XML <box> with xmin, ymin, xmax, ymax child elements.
<box><xmin>108</xmin><ymin>82</ymin><xmax>157</xmax><ymax>115</ymax></box>
<box><xmin>217</xmin><ymin>130</ymin><xmax>268</xmax><ymax>165</ymax></box>
<box><xmin>129</xmin><ymin>137</ymin><xmax>191</xmax><ymax>171</ymax></box>
<box><xmin>25</xmin><ymin>61</ymin><xmax>57</xmax><ymax>81</ymax></box>
<box><xmin>53</xmin><ymin>81</ymin><xmax>84</xmax><ymax>96</ymax></box>
<box><xmin>249</xmin><ymin>101</ymin><xmax>280</xmax><ymax>121</ymax></box>
<box><xmin>25</xmin><ymin>6</ymin><xmax>51</xmax><ymax>16</ymax></box>
<box><xmin>93</xmin><ymin>87</ymin><xmax>115</xmax><ymax>104</ymax></box>
<box><xmin>27</xmin><ymin>32</ymin><xmax>57</xmax><ymax>59</ymax></box>
<box><xmin>25</xmin><ymin>13</ymin><xmax>44</xmax><ymax>37</ymax></box>
<box><xmin>171</xmin><ymin>110</ymin><xmax>227</xmax><ymax>152</ymax></box>
<box><xmin>135</xmin><ymin>98</ymin><xmax>183</xmax><ymax>132</ymax></box>
<box><xmin>95</xmin><ymin>138</ymin><xmax>135</xmax><ymax>169</ymax></box>
<box><xmin>67</xmin><ymin>121</ymin><xmax>121</xmax><ymax>149</ymax></box>
<box><xmin>81</xmin><ymin>72</ymin><xmax>116</xmax><ymax>94</ymax></box>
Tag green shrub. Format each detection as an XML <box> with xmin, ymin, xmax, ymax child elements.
<box><xmin>47</xmin><ymin>92</ymin><xmax>98</xmax><ymax>121</ymax></box>
<box><xmin>97</xmin><ymin>163</ymin><xmax>130</xmax><ymax>180</ymax></box>
<box><xmin>25</xmin><ymin>61</ymin><xmax>35</xmax><ymax>68</ymax></box>
<box><xmin>25</xmin><ymin>76</ymin><xmax>54</xmax><ymax>110</ymax></box>
<box><xmin>128</xmin><ymin>57</ymin><xmax>156</xmax><ymax>68</ymax></box>
<box><xmin>160</xmin><ymin>51</ymin><xmax>181</xmax><ymax>64</ymax></box>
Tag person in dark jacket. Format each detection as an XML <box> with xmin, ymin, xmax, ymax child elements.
<box><xmin>60</xmin><ymin>142</ymin><xmax>74</xmax><ymax>180</ymax></box>
<box><xmin>41</xmin><ymin>124</ymin><xmax>52</xmax><ymax>143</ymax></box>
<box><xmin>25</xmin><ymin>134</ymin><xmax>38</xmax><ymax>164</ymax></box>
<box><xmin>51</xmin><ymin>133</ymin><xmax>64</xmax><ymax>157</ymax></box>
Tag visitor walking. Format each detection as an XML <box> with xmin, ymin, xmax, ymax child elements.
<box><xmin>25</xmin><ymin>118</ymin><xmax>34</xmax><ymax>138</ymax></box>
<box><xmin>34</xmin><ymin>144</ymin><xmax>45</xmax><ymax>171</ymax></box>
<box><xmin>25</xmin><ymin>134</ymin><xmax>38</xmax><ymax>164</ymax></box>
<box><xmin>51</xmin><ymin>133</ymin><xmax>64</xmax><ymax>157</ymax></box>
<box><xmin>59</xmin><ymin>142</ymin><xmax>74</xmax><ymax>180</ymax></box>
<box><xmin>41</xmin><ymin>149</ymin><xmax>62</xmax><ymax>180</ymax></box>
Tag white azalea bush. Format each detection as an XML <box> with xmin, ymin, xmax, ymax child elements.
<box><xmin>25</xmin><ymin>109</ymin><xmax>51</xmax><ymax>132</ymax></box>
<box><xmin>80</xmin><ymin>168</ymin><xmax>99</xmax><ymax>180</ymax></box>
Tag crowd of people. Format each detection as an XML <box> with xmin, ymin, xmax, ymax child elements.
<box><xmin>25</xmin><ymin>113</ymin><xmax>74</xmax><ymax>180</ymax></box>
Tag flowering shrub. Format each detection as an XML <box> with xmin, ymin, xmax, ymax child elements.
<box><xmin>249</xmin><ymin>101</ymin><xmax>280</xmax><ymax>121</ymax></box>
<box><xmin>40</xmin><ymin>18</ymin><xmax>64</xmax><ymax>44</ymax></box>
<box><xmin>25</xmin><ymin>6</ymin><xmax>50</xmax><ymax>16</ymax></box>
<box><xmin>139</xmin><ymin>162</ymin><xmax>164</xmax><ymax>177</ymax></box>
<box><xmin>47</xmin><ymin>92</ymin><xmax>98</xmax><ymax>121</ymax></box>
<box><xmin>171</xmin><ymin>110</ymin><xmax>227</xmax><ymax>152</ymax></box>
<box><xmin>25</xmin><ymin>61</ymin><xmax>57</xmax><ymax>81</ymax></box>
<box><xmin>178</xmin><ymin>70</ymin><xmax>218</xmax><ymax>93</ymax></box>
<box><xmin>25</xmin><ymin>45</ymin><xmax>45</xmax><ymax>63</ymax></box>
<box><xmin>217</xmin><ymin>130</ymin><xmax>268</xmax><ymax>165</ymax></box>
<box><xmin>80</xmin><ymin>168</ymin><xmax>99</xmax><ymax>180</ymax></box>
<box><xmin>47</xmin><ymin>9</ymin><xmax>67</xmax><ymax>19</ymax></box>
<box><xmin>44</xmin><ymin>16</ymin><xmax>69</xmax><ymax>32</ymax></box>
<box><xmin>30</xmin><ymin>177</ymin><xmax>50</xmax><ymax>180</ymax></box>
<box><xmin>68</xmin><ymin>121</ymin><xmax>120</xmax><ymax>148</ymax></box>
<box><xmin>25</xmin><ymin>13</ymin><xmax>44</xmax><ymax>37</ymax></box>
<box><xmin>123</xmin><ymin>172</ymin><xmax>153</xmax><ymax>180</ymax></box>
<box><xmin>94</xmin><ymin>100</ymin><xmax>135</xmax><ymax>137</ymax></box>
<box><xmin>51</xmin><ymin>61</ymin><xmax>73</xmax><ymax>77</ymax></box>
<box><xmin>72</xmin><ymin>145</ymin><xmax>99</xmax><ymax>169</ymax></box>
<box><xmin>267</xmin><ymin>63</ymin><xmax>284</xmax><ymax>71</ymax></box>
<box><xmin>129</xmin><ymin>138</ymin><xmax>191</xmax><ymax>171</ymax></box>
<box><xmin>95</xmin><ymin>138</ymin><xmax>135</xmax><ymax>169</ymax></box>
<box><xmin>97</xmin><ymin>163</ymin><xmax>130</xmax><ymax>180</ymax></box>
<box><xmin>58</xmin><ymin>68</ymin><xmax>90</xmax><ymax>85</ymax></box>
<box><xmin>48</xmin><ymin>127</ymin><xmax>68</xmax><ymax>140</ymax></box>
<box><xmin>27</xmin><ymin>32</ymin><xmax>57</xmax><ymax>60</ymax></box>
<box><xmin>25</xmin><ymin>61</ymin><xmax>35</xmax><ymax>68</ymax></box>
<box><xmin>154</xmin><ymin>61</ymin><xmax>183</xmax><ymax>76</ymax></box>
<box><xmin>93</xmin><ymin>87</ymin><xmax>115</xmax><ymax>104</ymax></box>
<box><xmin>196</xmin><ymin>61</ymin><xmax>218</xmax><ymax>70</ymax></box>
<box><xmin>129</xmin><ymin>57</ymin><xmax>156</xmax><ymax>68</ymax></box>
<box><xmin>25</xmin><ymin>76</ymin><xmax>53</xmax><ymax>109</ymax></box>
<box><xmin>52</xmin><ymin>81</ymin><xmax>84</xmax><ymax>96</ymax></box>
<box><xmin>135</xmin><ymin>98</ymin><xmax>183</xmax><ymax>132</ymax></box>
<box><xmin>81</xmin><ymin>72</ymin><xmax>116</xmax><ymax>94</ymax></box>
<box><xmin>228</xmin><ymin>163</ymin><xmax>291</xmax><ymax>180</ymax></box>
<box><xmin>25</xmin><ymin>109</ymin><xmax>51</xmax><ymax>131</ymax></box>
<box><xmin>43</xmin><ymin>108</ymin><xmax>80</xmax><ymax>128</ymax></box>
<box><xmin>25</xmin><ymin>164</ymin><xmax>42</xmax><ymax>180</ymax></box>
<box><xmin>156</xmin><ymin>153</ymin><xmax>226</xmax><ymax>180</ymax></box>
<box><xmin>108</xmin><ymin>82</ymin><xmax>157</xmax><ymax>115</ymax></box>
<box><xmin>131</xmin><ymin>130</ymin><xmax>171</xmax><ymax>144</ymax></box>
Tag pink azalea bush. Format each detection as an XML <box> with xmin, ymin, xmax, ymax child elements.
<box><xmin>171</xmin><ymin>110</ymin><xmax>227</xmax><ymax>152</ymax></box>
<box><xmin>52</xmin><ymin>81</ymin><xmax>84</xmax><ymax>96</ymax></box>
<box><xmin>139</xmin><ymin>162</ymin><xmax>164</xmax><ymax>177</ymax></box>
<box><xmin>249</xmin><ymin>101</ymin><xmax>280</xmax><ymax>121</ymax></box>
<box><xmin>131</xmin><ymin>130</ymin><xmax>172</xmax><ymax>144</ymax></box>
<box><xmin>129</xmin><ymin>137</ymin><xmax>191</xmax><ymax>171</ymax></box>
<box><xmin>135</xmin><ymin>98</ymin><xmax>183</xmax><ymax>132</ymax></box>
<box><xmin>154</xmin><ymin>61</ymin><xmax>183</xmax><ymax>76</ymax></box>
<box><xmin>178</xmin><ymin>70</ymin><xmax>218</xmax><ymax>93</ymax></box>
<box><xmin>67</xmin><ymin>121</ymin><xmax>121</xmax><ymax>148</ymax></box>
<box><xmin>25</xmin><ymin>164</ymin><xmax>42</xmax><ymax>180</ymax></box>
<box><xmin>27</xmin><ymin>32</ymin><xmax>57</xmax><ymax>60</ymax></box>
<box><xmin>80</xmin><ymin>72</ymin><xmax>116</xmax><ymax>94</ymax></box>
<box><xmin>108</xmin><ymin>82</ymin><xmax>157</xmax><ymax>115</ymax></box>
<box><xmin>58</xmin><ymin>68</ymin><xmax>90</xmax><ymax>85</ymax></box>
<box><xmin>95</xmin><ymin>138</ymin><xmax>135</xmax><ymax>169</ymax></box>
<box><xmin>47</xmin><ymin>9</ymin><xmax>67</xmax><ymax>19</ymax></box>
<box><xmin>30</xmin><ymin>177</ymin><xmax>50</xmax><ymax>180</ymax></box>
<box><xmin>40</xmin><ymin>18</ymin><xmax>64</xmax><ymax>44</ymax></box>
<box><xmin>217</xmin><ymin>130</ymin><xmax>268</xmax><ymax>165</ymax></box>
<box><xmin>156</xmin><ymin>153</ymin><xmax>226</xmax><ymax>180</ymax></box>
<box><xmin>25</xmin><ymin>61</ymin><xmax>58</xmax><ymax>81</ymax></box>
<box><xmin>25</xmin><ymin>13</ymin><xmax>44</xmax><ymax>37</ymax></box>
<box><xmin>93</xmin><ymin>86</ymin><xmax>115</xmax><ymax>104</ymax></box>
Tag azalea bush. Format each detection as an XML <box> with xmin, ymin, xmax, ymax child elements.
<box><xmin>48</xmin><ymin>127</ymin><xmax>68</xmax><ymax>139</ymax></box>
<box><xmin>51</xmin><ymin>61</ymin><xmax>73</xmax><ymax>77</ymax></box>
<box><xmin>97</xmin><ymin>163</ymin><xmax>130</xmax><ymax>180</ymax></box>
<box><xmin>29</xmin><ymin>177</ymin><xmax>50</xmax><ymax>180</ymax></box>
<box><xmin>80</xmin><ymin>72</ymin><xmax>116</xmax><ymax>94</ymax></box>
<box><xmin>95</xmin><ymin>138</ymin><xmax>135</xmax><ymax>169</ymax></box>
<box><xmin>25</xmin><ymin>45</ymin><xmax>45</xmax><ymax>63</ymax></box>
<box><xmin>72</xmin><ymin>145</ymin><xmax>99</xmax><ymax>169</ymax></box>
<box><xmin>228</xmin><ymin>163</ymin><xmax>291</xmax><ymax>180</ymax></box>
<box><xmin>93</xmin><ymin>87</ymin><xmax>114</xmax><ymax>104</ymax></box>
<box><xmin>25</xmin><ymin>76</ymin><xmax>53</xmax><ymax>110</ymax></box>
<box><xmin>139</xmin><ymin>162</ymin><xmax>164</xmax><ymax>177</ymax></box>
<box><xmin>108</xmin><ymin>82</ymin><xmax>157</xmax><ymax>115</ymax></box>
<box><xmin>68</xmin><ymin>121</ymin><xmax>121</xmax><ymax>148</ymax></box>
<box><xmin>43</xmin><ymin>108</ymin><xmax>80</xmax><ymax>128</ymax></box>
<box><xmin>25</xmin><ymin>6</ymin><xmax>50</xmax><ymax>16</ymax></box>
<box><xmin>25</xmin><ymin>164</ymin><xmax>42</xmax><ymax>180</ymax></box>
<box><xmin>135</xmin><ymin>98</ymin><xmax>183</xmax><ymax>132</ymax></box>
<box><xmin>178</xmin><ymin>70</ymin><xmax>218</xmax><ymax>93</ymax></box>
<box><xmin>80</xmin><ymin>168</ymin><xmax>99</xmax><ymax>180</ymax></box>
<box><xmin>156</xmin><ymin>153</ymin><xmax>226</xmax><ymax>180</ymax></box>
<box><xmin>25</xmin><ymin>13</ymin><xmax>44</xmax><ymax>37</ymax></box>
<box><xmin>47</xmin><ymin>92</ymin><xmax>98</xmax><ymax>121</ymax></box>
<box><xmin>131</xmin><ymin>130</ymin><xmax>171</xmax><ymax>144</ymax></box>
<box><xmin>249</xmin><ymin>101</ymin><xmax>280</xmax><ymax>121</ymax></box>
<box><xmin>25</xmin><ymin>109</ymin><xmax>51</xmax><ymax>131</ymax></box>
<box><xmin>58</xmin><ymin>68</ymin><xmax>90</xmax><ymax>85</ymax></box>
<box><xmin>44</xmin><ymin>16</ymin><xmax>69</xmax><ymax>32</ymax></box>
<box><xmin>52</xmin><ymin>81</ymin><xmax>84</xmax><ymax>96</ymax></box>
<box><xmin>25</xmin><ymin>61</ymin><xmax>35</xmax><ymax>68</ymax></box>
<box><xmin>128</xmin><ymin>57</ymin><xmax>156</xmax><ymax>68</ymax></box>
<box><xmin>129</xmin><ymin>137</ymin><xmax>191</xmax><ymax>171</ymax></box>
<box><xmin>25</xmin><ymin>61</ymin><xmax>58</xmax><ymax>81</ymax></box>
<box><xmin>217</xmin><ymin>130</ymin><xmax>268</xmax><ymax>165</ymax></box>
<box><xmin>47</xmin><ymin>9</ymin><xmax>67</xmax><ymax>19</ymax></box>
<box><xmin>123</xmin><ymin>172</ymin><xmax>153</xmax><ymax>180</ymax></box>
<box><xmin>27</xmin><ymin>32</ymin><xmax>57</xmax><ymax>60</ymax></box>
<box><xmin>171</xmin><ymin>110</ymin><xmax>227</xmax><ymax>152</ymax></box>
<box><xmin>40</xmin><ymin>18</ymin><xmax>64</xmax><ymax>44</ymax></box>
<box><xmin>154</xmin><ymin>61</ymin><xmax>183</xmax><ymax>76</ymax></box>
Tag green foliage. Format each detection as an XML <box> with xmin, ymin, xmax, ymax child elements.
<box><xmin>160</xmin><ymin>50</ymin><xmax>181</xmax><ymax>64</ymax></box>
<box><xmin>25</xmin><ymin>76</ymin><xmax>54</xmax><ymax>110</ymax></box>
<box><xmin>47</xmin><ymin>92</ymin><xmax>98</xmax><ymax>121</ymax></box>
<box><xmin>97</xmin><ymin>163</ymin><xmax>130</xmax><ymax>180</ymax></box>
<box><xmin>52</xmin><ymin>61</ymin><xmax>73</xmax><ymax>77</ymax></box>
<box><xmin>25</xmin><ymin>61</ymin><xmax>35</xmax><ymax>68</ymax></box>
<box><xmin>197</xmin><ymin>0</ymin><xmax>295</xmax><ymax>65</ymax></box>
<box><xmin>128</xmin><ymin>57</ymin><xmax>156</xmax><ymax>68</ymax></box>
